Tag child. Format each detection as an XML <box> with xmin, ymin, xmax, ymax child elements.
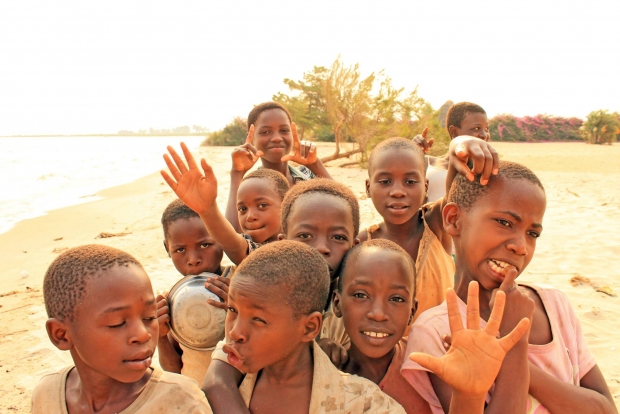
<box><xmin>361</xmin><ymin>135</ymin><xmax>499</xmax><ymax>316</ymax></box>
<box><xmin>225</xmin><ymin>102</ymin><xmax>332</xmax><ymax>232</ymax></box>
<box><xmin>156</xmin><ymin>199</ymin><xmax>234</xmax><ymax>384</ymax></box>
<box><xmin>415</xmin><ymin>102</ymin><xmax>490</xmax><ymax>202</ymax></box>
<box><xmin>203</xmin><ymin>178</ymin><xmax>362</xmax><ymax>412</ymax></box>
<box><xmin>332</xmin><ymin>239</ymin><xmax>530</xmax><ymax>414</ymax></box>
<box><xmin>32</xmin><ymin>244</ymin><xmax>212</xmax><ymax>413</ymax></box>
<box><xmin>402</xmin><ymin>161</ymin><xmax>618</xmax><ymax>413</ymax></box>
<box><xmin>161</xmin><ymin>142</ymin><xmax>289</xmax><ymax>265</ymax></box>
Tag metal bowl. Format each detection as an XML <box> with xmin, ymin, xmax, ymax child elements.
<box><xmin>167</xmin><ymin>272</ymin><xmax>227</xmax><ymax>350</ymax></box>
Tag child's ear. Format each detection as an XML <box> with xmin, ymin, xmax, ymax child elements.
<box><xmin>353</xmin><ymin>237</ymin><xmax>360</xmax><ymax>246</ymax></box>
<box><xmin>442</xmin><ymin>202</ymin><xmax>461</xmax><ymax>237</ymax></box>
<box><xmin>409</xmin><ymin>298</ymin><xmax>418</xmax><ymax>325</ymax></box>
<box><xmin>163</xmin><ymin>240</ymin><xmax>170</xmax><ymax>256</ymax></box>
<box><xmin>448</xmin><ymin>125</ymin><xmax>458</xmax><ymax>139</ymax></box>
<box><xmin>365</xmin><ymin>179</ymin><xmax>371</xmax><ymax>197</ymax></box>
<box><xmin>301</xmin><ymin>311</ymin><xmax>323</xmax><ymax>342</ymax></box>
<box><xmin>277</xmin><ymin>233</ymin><xmax>286</xmax><ymax>241</ymax></box>
<box><xmin>332</xmin><ymin>290</ymin><xmax>343</xmax><ymax>318</ymax></box>
<box><xmin>45</xmin><ymin>318</ymin><xmax>72</xmax><ymax>351</ymax></box>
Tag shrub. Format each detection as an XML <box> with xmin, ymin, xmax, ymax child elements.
<box><xmin>202</xmin><ymin>117</ymin><xmax>247</xmax><ymax>146</ymax></box>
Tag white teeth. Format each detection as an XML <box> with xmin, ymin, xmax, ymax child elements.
<box><xmin>363</xmin><ymin>331</ymin><xmax>390</xmax><ymax>338</ymax></box>
<box><xmin>489</xmin><ymin>259</ymin><xmax>509</xmax><ymax>275</ymax></box>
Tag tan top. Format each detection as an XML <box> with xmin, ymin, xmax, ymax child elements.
<box><xmin>320</xmin><ymin>303</ymin><xmax>350</xmax><ymax>349</ymax></box>
<box><xmin>238</xmin><ymin>341</ymin><xmax>406</xmax><ymax>414</ymax></box>
<box><xmin>31</xmin><ymin>366</ymin><xmax>212</xmax><ymax>414</ymax></box>
<box><xmin>367</xmin><ymin>207</ymin><xmax>454</xmax><ymax>319</ymax></box>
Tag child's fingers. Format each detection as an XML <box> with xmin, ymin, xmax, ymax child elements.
<box><xmin>292</xmin><ymin>122</ymin><xmax>300</xmax><ymax>145</ymax></box>
<box><xmin>422</xmin><ymin>127</ymin><xmax>429</xmax><ymax>139</ymax></box>
<box><xmin>408</xmin><ymin>352</ymin><xmax>444</xmax><ymax>377</ymax></box>
<box><xmin>445</xmin><ymin>288</ymin><xmax>465</xmax><ymax>334</ymax></box>
<box><xmin>490</xmin><ymin>145</ymin><xmax>500</xmax><ymax>175</ymax></box>
<box><xmin>160</xmin><ymin>170</ymin><xmax>177</xmax><ymax>191</ymax></box>
<box><xmin>206</xmin><ymin>298</ymin><xmax>228</xmax><ymax>310</ymax></box>
<box><xmin>201</xmin><ymin>158</ymin><xmax>214</xmax><ymax>177</ymax></box>
<box><xmin>451</xmin><ymin>151</ymin><xmax>474</xmax><ymax>181</ymax></box>
<box><xmin>498</xmin><ymin>317</ymin><xmax>531</xmax><ymax>353</ymax></box>
<box><xmin>163</xmin><ymin>154</ymin><xmax>182</xmax><ymax>182</ymax></box>
<box><xmin>167</xmin><ymin>145</ymin><xmax>189</xmax><ymax>175</ymax></box>
<box><xmin>205</xmin><ymin>281</ymin><xmax>228</xmax><ymax>302</ymax></box>
<box><xmin>428</xmin><ymin>137</ymin><xmax>435</xmax><ymax>148</ymax></box>
<box><xmin>498</xmin><ymin>266</ymin><xmax>518</xmax><ymax>294</ymax></box>
<box><xmin>485</xmin><ymin>290</ymin><xmax>505</xmax><ymax>335</ymax></box>
<box><xmin>180</xmin><ymin>142</ymin><xmax>198</xmax><ymax>170</ymax></box>
<box><xmin>246</xmin><ymin>124</ymin><xmax>255</xmax><ymax>145</ymax></box>
<box><xmin>466</xmin><ymin>281</ymin><xmax>481</xmax><ymax>330</ymax></box>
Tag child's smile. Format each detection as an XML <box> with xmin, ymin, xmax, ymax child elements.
<box><xmin>252</xmin><ymin>109</ymin><xmax>293</xmax><ymax>164</ymax></box>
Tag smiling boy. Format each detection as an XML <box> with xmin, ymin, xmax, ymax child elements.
<box><xmin>32</xmin><ymin>244</ymin><xmax>211</xmax><ymax>413</ymax></box>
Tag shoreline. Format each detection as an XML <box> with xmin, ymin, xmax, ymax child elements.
<box><xmin>0</xmin><ymin>142</ymin><xmax>618</xmax><ymax>410</ymax></box>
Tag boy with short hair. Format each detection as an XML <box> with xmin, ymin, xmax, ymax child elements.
<box><xmin>415</xmin><ymin>102</ymin><xmax>490</xmax><ymax>202</ymax></box>
<box><xmin>157</xmin><ymin>199</ymin><xmax>234</xmax><ymax>384</ymax></box>
<box><xmin>32</xmin><ymin>244</ymin><xmax>212</xmax><ymax>413</ymax></box>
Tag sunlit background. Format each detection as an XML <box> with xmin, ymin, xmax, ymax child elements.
<box><xmin>1</xmin><ymin>0</ymin><xmax>618</xmax><ymax>136</ymax></box>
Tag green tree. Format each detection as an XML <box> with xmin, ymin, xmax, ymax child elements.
<box><xmin>580</xmin><ymin>110</ymin><xmax>619</xmax><ymax>145</ymax></box>
<box><xmin>202</xmin><ymin>117</ymin><xmax>247</xmax><ymax>146</ymax></box>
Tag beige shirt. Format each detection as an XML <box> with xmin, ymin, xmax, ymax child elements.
<box><xmin>237</xmin><ymin>341</ymin><xmax>406</xmax><ymax>414</ymax></box>
<box><xmin>180</xmin><ymin>344</ymin><xmax>216</xmax><ymax>386</ymax></box>
<box><xmin>31</xmin><ymin>366</ymin><xmax>212</xmax><ymax>414</ymax></box>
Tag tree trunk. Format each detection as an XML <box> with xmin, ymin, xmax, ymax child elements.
<box><xmin>320</xmin><ymin>148</ymin><xmax>362</xmax><ymax>164</ymax></box>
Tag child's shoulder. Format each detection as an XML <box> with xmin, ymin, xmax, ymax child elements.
<box><xmin>31</xmin><ymin>366</ymin><xmax>73</xmax><ymax>414</ymax></box>
<box><xmin>138</xmin><ymin>368</ymin><xmax>212</xmax><ymax>413</ymax></box>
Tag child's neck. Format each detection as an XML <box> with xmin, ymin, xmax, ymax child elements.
<box><xmin>344</xmin><ymin>343</ymin><xmax>395</xmax><ymax>385</ymax></box>
<box><xmin>378</xmin><ymin>212</ymin><xmax>425</xmax><ymax>250</ymax></box>
<box><xmin>259</xmin><ymin>341</ymin><xmax>314</xmax><ymax>386</ymax></box>
<box><xmin>68</xmin><ymin>358</ymin><xmax>151</xmax><ymax>413</ymax></box>
<box><xmin>260</xmin><ymin>159</ymin><xmax>293</xmax><ymax>184</ymax></box>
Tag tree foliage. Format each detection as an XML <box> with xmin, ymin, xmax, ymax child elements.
<box><xmin>489</xmin><ymin>114</ymin><xmax>583</xmax><ymax>142</ymax></box>
<box><xmin>202</xmin><ymin>117</ymin><xmax>247</xmax><ymax>146</ymax></box>
<box><xmin>579</xmin><ymin>110</ymin><xmax>620</xmax><ymax>145</ymax></box>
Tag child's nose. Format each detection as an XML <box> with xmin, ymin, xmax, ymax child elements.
<box><xmin>228</xmin><ymin>320</ymin><xmax>247</xmax><ymax>343</ymax></box>
<box><xmin>246</xmin><ymin>209</ymin><xmax>258</xmax><ymax>221</ymax></box>
<box><xmin>187</xmin><ymin>251</ymin><xmax>202</xmax><ymax>266</ymax></box>
<box><xmin>507</xmin><ymin>235</ymin><xmax>528</xmax><ymax>256</ymax></box>
<box><xmin>367</xmin><ymin>301</ymin><xmax>388</xmax><ymax>321</ymax></box>
<box><xmin>313</xmin><ymin>237</ymin><xmax>331</xmax><ymax>256</ymax></box>
<box><xmin>389</xmin><ymin>183</ymin><xmax>406</xmax><ymax>197</ymax></box>
<box><xmin>130</xmin><ymin>320</ymin><xmax>153</xmax><ymax>344</ymax></box>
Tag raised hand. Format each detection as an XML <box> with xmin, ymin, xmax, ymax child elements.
<box><xmin>490</xmin><ymin>267</ymin><xmax>535</xmax><ymax>338</ymax></box>
<box><xmin>231</xmin><ymin>125</ymin><xmax>264</xmax><ymax>173</ymax></box>
<box><xmin>156</xmin><ymin>293</ymin><xmax>171</xmax><ymax>338</ymax></box>
<box><xmin>205</xmin><ymin>276</ymin><xmax>231</xmax><ymax>311</ymax></box>
<box><xmin>413</xmin><ymin>127</ymin><xmax>434</xmax><ymax>154</ymax></box>
<box><xmin>161</xmin><ymin>142</ymin><xmax>217</xmax><ymax>215</ymax></box>
<box><xmin>281</xmin><ymin>122</ymin><xmax>318</xmax><ymax>165</ymax></box>
<box><xmin>409</xmin><ymin>281</ymin><xmax>530</xmax><ymax>396</ymax></box>
<box><xmin>449</xmin><ymin>136</ymin><xmax>500</xmax><ymax>185</ymax></box>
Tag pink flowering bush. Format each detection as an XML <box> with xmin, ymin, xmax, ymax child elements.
<box><xmin>489</xmin><ymin>114</ymin><xmax>583</xmax><ymax>142</ymax></box>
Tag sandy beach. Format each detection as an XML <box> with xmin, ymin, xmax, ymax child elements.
<box><xmin>1</xmin><ymin>141</ymin><xmax>619</xmax><ymax>412</ymax></box>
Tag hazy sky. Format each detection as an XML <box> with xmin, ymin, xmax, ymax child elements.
<box><xmin>1</xmin><ymin>0</ymin><xmax>618</xmax><ymax>135</ymax></box>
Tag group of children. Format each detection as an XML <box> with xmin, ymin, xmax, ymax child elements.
<box><xmin>32</xmin><ymin>102</ymin><xmax>617</xmax><ymax>413</ymax></box>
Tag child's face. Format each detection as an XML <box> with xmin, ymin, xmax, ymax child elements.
<box><xmin>252</xmin><ymin>109</ymin><xmax>293</xmax><ymax>164</ymax></box>
<box><xmin>284</xmin><ymin>193</ymin><xmax>356</xmax><ymax>277</ymax></box>
<box><xmin>451</xmin><ymin>177</ymin><xmax>546</xmax><ymax>291</ymax></box>
<box><xmin>334</xmin><ymin>247</ymin><xmax>415</xmax><ymax>359</ymax></box>
<box><xmin>66</xmin><ymin>264</ymin><xmax>158</xmax><ymax>383</ymax></box>
<box><xmin>450</xmin><ymin>112</ymin><xmax>490</xmax><ymax>141</ymax></box>
<box><xmin>223</xmin><ymin>277</ymin><xmax>310</xmax><ymax>374</ymax></box>
<box><xmin>367</xmin><ymin>149</ymin><xmax>427</xmax><ymax>225</ymax></box>
<box><xmin>165</xmin><ymin>217</ymin><xmax>223</xmax><ymax>276</ymax></box>
<box><xmin>237</xmin><ymin>178</ymin><xmax>283</xmax><ymax>243</ymax></box>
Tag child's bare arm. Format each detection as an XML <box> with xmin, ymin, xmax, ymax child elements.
<box><xmin>282</xmin><ymin>123</ymin><xmax>332</xmax><ymax>179</ymax></box>
<box><xmin>225</xmin><ymin>125</ymin><xmax>263</xmax><ymax>232</ymax></box>
<box><xmin>412</xmin><ymin>271</ymin><xmax>533</xmax><ymax>414</ymax></box>
<box><xmin>161</xmin><ymin>143</ymin><xmax>250</xmax><ymax>265</ymax></box>
<box><xmin>528</xmin><ymin>363</ymin><xmax>618</xmax><ymax>413</ymax></box>
<box><xmin>156</xmin><ymin>294</ymin><xmax>183</xmax><ymax>373</ymax></box>
<box><xmin>202</xmin><ymin>360</ymin><xmax>249</xmax><ymax>414</ymax></box>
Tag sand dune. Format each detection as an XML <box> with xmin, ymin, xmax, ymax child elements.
<box><xmin>0</xmin><ymin>141</ymin><xmax>618</xmax><ymax>411</ymax></box>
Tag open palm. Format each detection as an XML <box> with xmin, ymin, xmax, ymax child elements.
<box><xmin>161</xmin><ymin>142</ymin><xmax>218</xmax><ymax>215</ymax></box>
<box><xmin>409</xmin><ymin>282</ymin><xmax>530</xmax><ymax>396</ymax></box>
<box><xmin>281</xmin><ymin>123</ymin><xmax>318</xmax><ymax>166</ymax></box>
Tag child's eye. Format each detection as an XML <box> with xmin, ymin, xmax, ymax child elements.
<box><xmin>297</xmin><ymin>233</ymin><xmax>312</xmax><ymax>239</ymax></box>
<box><xmin>405</xmin><ymin>179</ymin><xmax>417</xmax><ymax>185</ymax></box>
<box><xmin>528</xmin><ymin>231</ymin><xmax>541</xmax><ymax>239</ymax></box>
<box><xmin>378</xmin><ymin>179</ymin><xmax>390</xmax><ymax>185</ymax></box>
<box><xmin>258</xmin><ymin>203</ymin><xmax>268</xmax><ymax>209</ymax></box>
<box><xmin>352</xmin><ymin>292</ymin><xmax>368</xmax><ymax>299</ymax></box>
<box><xmin>496</xmin><ymin>219</ymin><xmax>511</xmax><ymax>227</ymax></box>
<box><xmin>109</xmin><ymin>321</ymin><xmax>125</xmax><ymax>328</ymax></box>
<box><xmin>332</xmin><ymin>235</ymin><xmax>348</xmax><ymax>241</ymax></box>
<box><xmin>227</xmin><ymin>306</ymin><xmax>237</xmax><ymax>314</ymax></box>
<box><xmin>389</xmin><ymin>296</ymin><xmax>406</xmax><ymax>303</ymax></box>
<box><xmin>174</xmin><ymin>248</ymin><xmax>185</xmax><ymax>253</ymax></box>
<box><xmin>237</xmin><ymin>206</ymin><xmax>247</xmax><ymax>213</ymax></box>
<box><xmin>252</xmin><ymin>317</ymin><xmax>267</xmax><ymax>324</ymax></box>
<box><xmin>143</xmin><ymin>316</ymin><xmax>157</xmax><ymax>322</ymax></box>
<box><xmin>201</xmin><ymin>243</ymin><xmax>211</xmax><ymax>248</ymax></box>
<box><xmin>280</xmin><ymin>129</ymin><xmax>290</xmax><ymax>134</ymax></box>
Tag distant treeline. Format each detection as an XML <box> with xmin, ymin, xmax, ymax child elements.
<box><xmin>118</xmin><ymin>125</ymin><xmax>209</xmax><ymax>136</ymax></box>
<box><xmin>202</xmin><ymin>57</ymin><xmax>619</xmax><ymax>157</ymax></box>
